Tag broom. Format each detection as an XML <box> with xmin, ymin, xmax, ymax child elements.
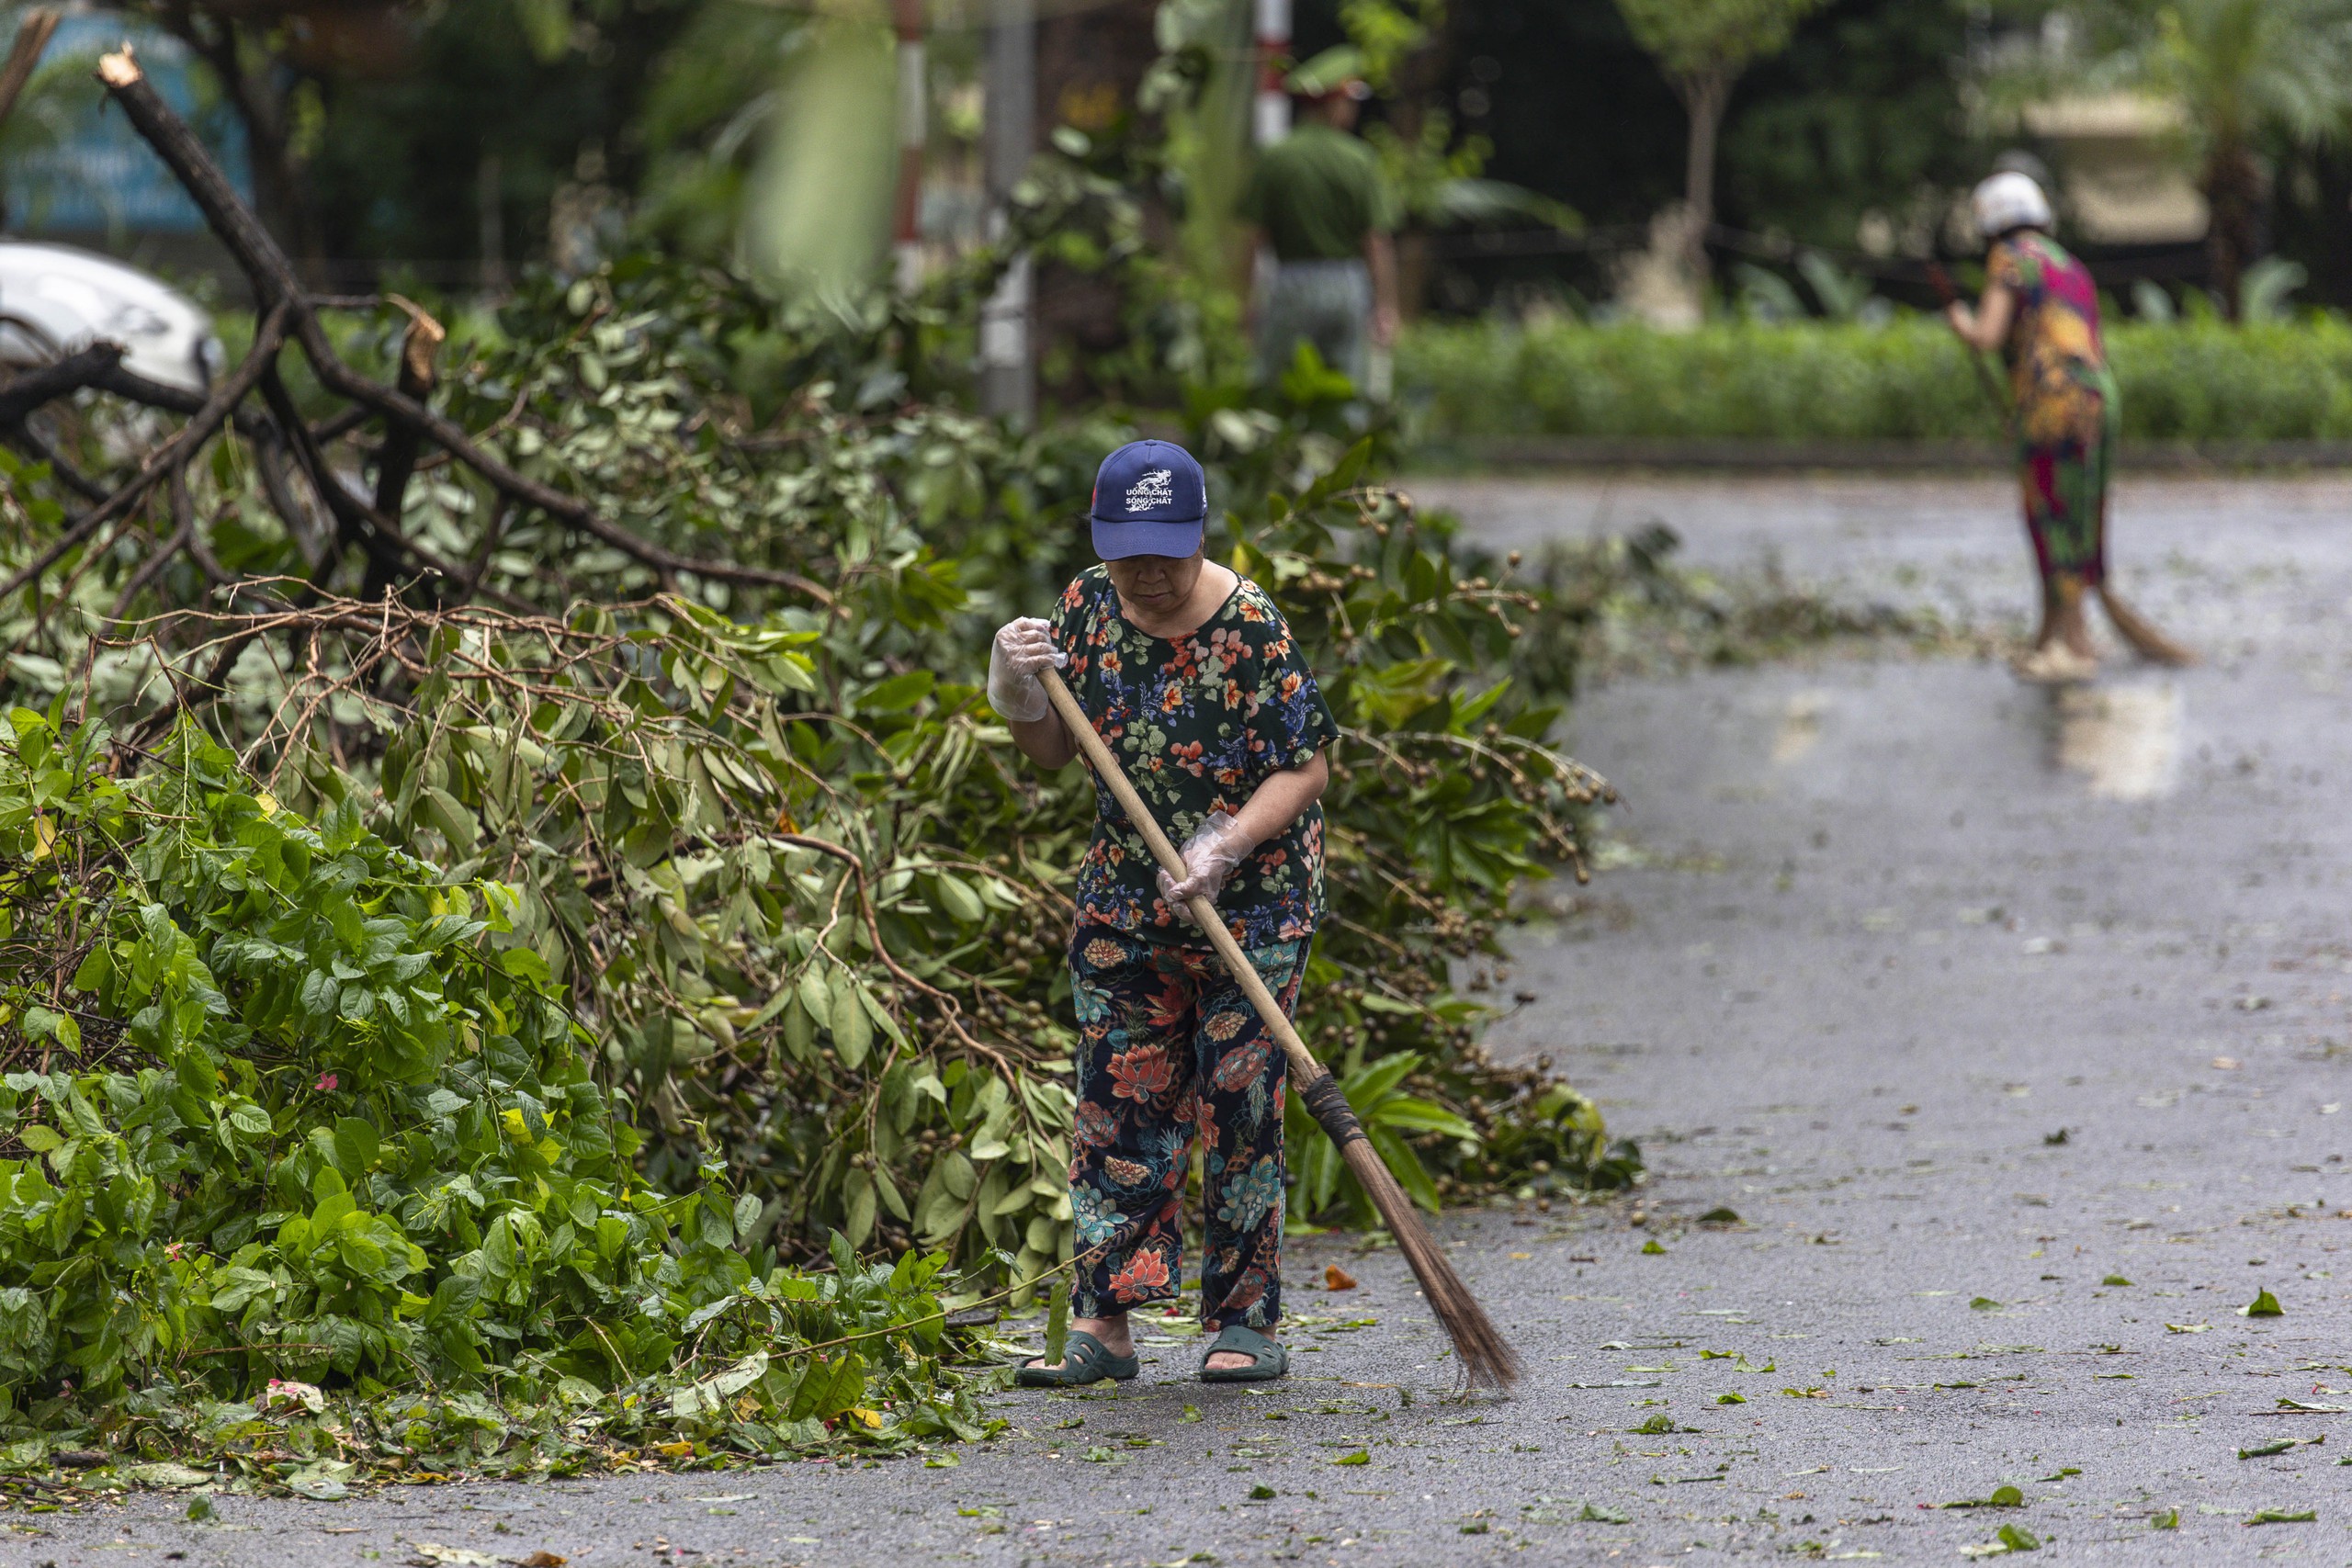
<box><xmin>1037</xmin><ymin>666</ymin><xmax>1521</xmax><ymax>1390</ymax></box>
<box><xmin>1926</xmin><ymin>262</ymin><xmax>2197</xmax><ymax>668</ymax></box>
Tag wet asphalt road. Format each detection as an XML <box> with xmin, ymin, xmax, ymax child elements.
<box><xmin>19</xmin><ymin>472</ymin><xmax>2352</xmax><ymax>1567</ymax></box>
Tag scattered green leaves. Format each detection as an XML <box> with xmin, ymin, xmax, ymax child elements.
<box><xmin>2239</xmin><ymin>1435</ymin><xmax>2322</xmax><ymax>1460</ymax></box>
<box><xmin>1044</xmin><ymin>1278</ymin><xmax>1071</xmax><ymax>1370</ymax></box>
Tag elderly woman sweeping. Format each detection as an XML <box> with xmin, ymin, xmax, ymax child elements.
<box><xmin>988</xmin><ymin>439</ymin><xmax>1338</xmax><ymax>1385</ymax></box>
<box><xmin>1945</xmin><ymin>171</ymin><xmax>2193</xmax><ymax>682</ymax></box>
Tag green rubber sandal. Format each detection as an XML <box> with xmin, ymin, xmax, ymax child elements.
<box><xmin>1013</xmin><ymin>1328</ymin><xmax>1139</xmax><ymax>1388</ymax></box>
<box><xmin>1199</xmin><ymin>1324</ymin><xmax>1287</xmax><ymax>1383</ymax></box>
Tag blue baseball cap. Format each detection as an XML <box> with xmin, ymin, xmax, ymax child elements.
<box><xmin>1089</xmin><ymin>439</ymin><xmax>1208</xmax><ymax>560</ymax></box>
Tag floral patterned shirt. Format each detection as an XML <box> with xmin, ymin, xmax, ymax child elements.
<box><xmin>1989</xmin><ymin>231</ymin><xmax>2117</xmax><ymax>445</ymax></box>
<box><xmin>1051</xmin><ymin>566</ymin><xmax>1340</xmax><ymax>947</ymax></box>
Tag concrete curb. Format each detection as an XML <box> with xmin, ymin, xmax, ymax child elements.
<box><xmin>1417</xmin><ymin>435</ymin><xmax>2352</xmax><ymax>471</ymax></box>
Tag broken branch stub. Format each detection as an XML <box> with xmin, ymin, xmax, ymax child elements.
<box><xmin>96</xmin><ymin>51</ymin><xmax>305</xmax><ymax>310</ymax></box>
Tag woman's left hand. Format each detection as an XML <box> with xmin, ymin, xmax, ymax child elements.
<box><xmin>1158</xmin><ymin>812</ymin><xmax>1252</xmax><ymax>921</ymax></box>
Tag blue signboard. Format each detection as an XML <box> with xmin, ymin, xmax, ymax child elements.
<box><xmin>8</xmin><ymin>14</ymin><xmax>253</xmax><ymax>235</ymax></box>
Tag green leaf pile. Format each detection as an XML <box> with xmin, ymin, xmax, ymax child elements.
<box><xmin>0</xmin><ymin>715</ymin><xmax>990</xmax><ymax>1476</ymax></box>
<box><xmin>0</xmin><ymin>197</ymin><xmax>1665</xmax><ymax>1474</ymax></box>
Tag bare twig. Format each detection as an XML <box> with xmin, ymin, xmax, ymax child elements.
<box><xmin>2</xmin><ymin>423</ymin><xmax>107</xmax><ymax>504</ymax></box>
<box><xmin>102</xmin><ymin>462</ymin><xmax>198</xmax><ymax>629</ymax></box>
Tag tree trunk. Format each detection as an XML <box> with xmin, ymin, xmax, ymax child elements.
<box><xmin>2202</xmin><ymin>140</ymin><xmax>2262</xmax><ymax>322</ymax></box>
<box><xmin>1385</xmin><ymin>14</ymin><xmax>1457</xmax><ymax>320</ymax></box>
<box><xmin>1674</xmin><ymin>67</ymin><xmax>1733</xmax><ymax>291</ymax></box>
<box><xmin>162</xmin><ymin>8</ymin><xmax>329</xmax><ymax>285</ymax></box>
<box><xmin>1030</xmin><ymin>0</ymin><xmax>1160</xmax><ymax>406</ymax></box>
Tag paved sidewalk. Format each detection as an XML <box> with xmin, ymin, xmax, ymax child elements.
<box><xmin>18</xmin><ymin>474</ymin><xmax>2352</xmax><ymax>1566</ymax></box>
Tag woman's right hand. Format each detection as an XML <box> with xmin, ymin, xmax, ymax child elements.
<box><xmin>988</xmin><ymin>616</ymin><xmax>1067</xmax><ymax>723</ymax></box>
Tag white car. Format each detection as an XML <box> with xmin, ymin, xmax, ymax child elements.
<box><xmin>0</xmin><ymin>240</ymin><xmax>223</xmax><ymax>395</ymax></box>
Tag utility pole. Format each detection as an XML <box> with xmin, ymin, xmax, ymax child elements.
<box><xmin>979</xmin><ymin>0</ymin><xmax>1035</xmax><ymax>424</ymax></box>
<box><xmin>1252</xmin><ymin>0</ymin><xmax>1290</xmax><ymax>146</ymax></box>
<box><xmin>892</xmin><ymin>0</ymin><xmax>927</xmax><ymax>293</ymax></box>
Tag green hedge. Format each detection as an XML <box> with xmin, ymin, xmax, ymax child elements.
<box><xmin>1397</xmin><ymin>314</ymin><xmax>2352</xmax><ymax>445</ymax></box>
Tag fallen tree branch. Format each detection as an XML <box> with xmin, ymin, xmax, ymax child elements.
<box><xmin>296</xmin><ymin>333</ymin><xmax>834</xmax><ymax>601</ymax></box>
<box><xmin>96</xmin><ymin>50</ymin><xmax>301</xmax><ymax>309</ymax></box>
<box><xmin>0</xmin><ymin>342</ymin><xmax>127</xmax><ymax>426</ymax></box>
<box><xmin>0</xmin><ymin>338</ymin><xmax>243</xmax><ymax>438</ymax></box>
<box><xmin>0</xmin><ymin>300</ymin><xmax>290</xmax><ymax>608</ymax></box>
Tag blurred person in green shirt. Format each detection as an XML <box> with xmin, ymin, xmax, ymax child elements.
<box><xmin>1237</xmin><ymin>54</ymin><xmax>1400</xmax><ymax>393</ymax></box>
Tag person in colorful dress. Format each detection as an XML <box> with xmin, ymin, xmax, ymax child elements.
<box><xmin>987</xmin><ymin>438</ymin><xmax>1338</xmax><ymax>1385</ymax></box>
<box><xmin>1945</xmin><ymin>171</ymin><xmax>2193</xmax><ymax>682</ymax></box>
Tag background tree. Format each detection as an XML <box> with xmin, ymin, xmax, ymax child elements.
<box><xmin>1609</xmin><ymin>0</ymin><xmax>1829</xmax><ymax>284</ymax></box>
<box><xmin>307</xmin><ymin>0</ymin><xmax>693</xmax><ymax>284</ymax></box>
<box><xmin>107</xmin><ymin>0</ymin><xmax>689</xmax><ymax>281</ymax></box>
<box><xmin>2062</xmin><ymin>0</ymin><xmax>2352</xmax><ymax>317</ymax></box>
<box><xmin>1720</xmin><ymin>0</ymin><xmax>1977</xmax><ymax>265</ymax></box>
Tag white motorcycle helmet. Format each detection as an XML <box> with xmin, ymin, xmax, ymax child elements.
<box><xmin>1971</xmin><ymin>172</ymin><xmax>2053</xmax><ymax>241</ymax></box>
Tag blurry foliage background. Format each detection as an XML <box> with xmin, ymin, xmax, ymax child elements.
<box><xmin>16</xmin><ymin>0</ymin><xmax>2342</xmax><ymax>311</ymax></box>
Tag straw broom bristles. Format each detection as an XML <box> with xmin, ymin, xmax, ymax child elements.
<box><xmin>1339</xmin><ymin>1122</ymin><xmax>1521</xmax><ymax>1387</ymax></box>
<box><xmin>1039</xmin><ymin>668</ymin><xmax>1521</xmax><ymax>1390</ymax></box>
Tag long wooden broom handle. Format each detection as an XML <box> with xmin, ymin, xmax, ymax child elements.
<box><xmin>1926</xmin><ymin>260</ymin><xmax>2017</xmax><ymax>439</ymax></box>
<box><xmin>1040</xmin><ymin>670</ymin><xmax>1512</xmax><ymax>1388</ymax></box>
<box><xmin>1038</xmin><ymin>667</ymin><xmax>1329</xmax><ymax>1091</ymax></box>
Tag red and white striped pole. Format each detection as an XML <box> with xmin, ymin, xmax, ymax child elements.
<box><xmin>892</xmin><ymin>0</ymin><xmax>927</xmax><ymax>292</ymax></box>
<box><xmin>1253</xmin><ymin>0</ymin><xmax>1290</xmax><ymax>146</ymax></box>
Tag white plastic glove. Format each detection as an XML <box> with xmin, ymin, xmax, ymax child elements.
<box><xmin>1157</xmin><ymin>811</ymin><xmax>1252</xmax><ymax>923</ymax></box>
<box><xmin>988</xmin><ymin>616</ymin><xmax>1066</xmax><ymax>723</ymax></box>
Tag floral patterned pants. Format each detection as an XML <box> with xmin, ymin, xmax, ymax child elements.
<box><xmin>1066</xmin><ymin>921</ymin><xmax>1308</xmax><ymax>1328</ymax></box>
<box><xmin>2018</xmin><ymin>379</ymin><xmax>2115</xmax><ymax>589</ymax></box>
